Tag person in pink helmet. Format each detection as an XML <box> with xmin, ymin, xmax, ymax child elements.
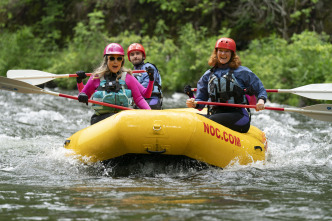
<box><xmin>186</xmin><ymin>37</ymin><xmax>267</xmax><ymax>133</ymax></box>
<box><xmin>75</xmin><ymin>43</ymin><xmax>154</xmax><ymax>125</ymax></box>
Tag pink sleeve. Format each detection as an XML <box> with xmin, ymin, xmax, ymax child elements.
<box><xmin>125</xmin><ymin>74</ymin><xmax>151</xmax><ymax>110</ymax></box>
<box><xmin>79</xmin><ymin>76</ymin><xmax>100</xmax><ymax>98</ymax></box>
<box><xmin>134</xmin><ymin>77</ymin><xmax>153</xmax><ymax>98</ymax></box>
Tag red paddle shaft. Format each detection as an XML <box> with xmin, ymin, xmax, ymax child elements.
<box><xmin>191</xmin><ymin>88</ymin><xmax>278</xmax><ymax>93</ymax></box>
<box><xmin>68</xmin><ymin>70</ymin><xmax>146</xmax><ymax>78</ymax></box>
<box><xmin>195</xmin><ymin>101</ymin><xmax>284</xmax><ymax>111</ymax></box>
<box><xmin>59</xmin><ymin>94</ymin><xmax>132</xmax><ymax>110</ymax></box>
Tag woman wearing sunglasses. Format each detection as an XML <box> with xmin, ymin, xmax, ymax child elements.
<box><xmin>186</xmin><ymin>37</ymin><xmax>267</xmax><ymax>133</ymax></box>
<box><xmin>76</xmin><ymin>43</ymin><xmax>154</xmax><ymax>125</ymax></box>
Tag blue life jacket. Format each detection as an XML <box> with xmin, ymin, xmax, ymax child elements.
<box><xmin>92</xmin><ymin>73</ymin><xmax>132</xmax><ymax>115</ymax></box>
<box><xmin>208</xmin><ymin>69</ymin><xmax>247</xmax><ymax>104</ymax></box>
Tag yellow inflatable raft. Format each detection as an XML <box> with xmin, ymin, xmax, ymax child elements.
<box><xmin>64</xmin><ymin>108</ymin><xmax>267</xmax><ymax>168</ymax></box>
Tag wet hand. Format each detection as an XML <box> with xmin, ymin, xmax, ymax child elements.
<box><xmin>186</xmin><ymin>98</ymin><xmax>196</xmax><ymax>108</ymax></box>
<box><xmin>78</xmin><ymin>92</ymin><xmax>89</xmax><ymax>105</ymax></box>
<box><xmin>76</xmin><ymin>70</ymin><xmax>87</xmax><ymax>83</ymax></box>
<box><xmin>255</xmin><ymin>99</ymin><xmax>265</xmax><ymax>111</ymax></box>
<box><xmin>145</xmin><ymin>67</ymin><xmax>154</xmax><ymax>81</ymax></box>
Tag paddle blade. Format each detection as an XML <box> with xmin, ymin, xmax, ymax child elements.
<box><xmin>301</xmin><ymin>104</ymin><xmax>332</xmax><ymax>122</ymax></box>
<box><xmin>292</xmin><ymin>83</ymin><xmax>332</xmax><ymax>100</ymax></box>
<box><xmin>0</xmin><ymin>76</ymin><xmax>44</xmax><ymax>94</ymax></box>
<box><xmin>7</xmin><ymin>70</ymin><xmax>57</xmax><ymax>85</ymax></box>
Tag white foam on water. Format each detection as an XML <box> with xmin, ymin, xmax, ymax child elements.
<box><xmin>14</xmin><ymin>110</ymin><xmax>67</xmax><ymax>124</ymax></box>
<box><xmin>0</xmin><ymin>133</ymin><xmax>92</xmax><ymax>186</ymax></box>
<box><xmin>163</xmin><ymin>92</ymin><xmax>187</xmax><ymax>108</ymax></box>
<box><xmin>217</xmin><ymin>103</ymin><xmax>332</xmax><ymax>173</ymax></box>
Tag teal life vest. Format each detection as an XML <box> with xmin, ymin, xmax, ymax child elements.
<box><xmin>208</xmin><ymin>69</ymin><xmax>247</xmax><ymax>105</ymax></box>
<box><xmin>91</xmin><ymin>72</ymin><xmax>132</xmax><ymax>115</ymax></box>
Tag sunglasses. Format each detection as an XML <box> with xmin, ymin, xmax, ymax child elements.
<box><xmin>108</xmin><ymin>56</ymin><xmax>123</xmax><ymax>61</ymax></box>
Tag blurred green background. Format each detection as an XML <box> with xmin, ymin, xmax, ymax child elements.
<box><xmin>1</xmin><ymin>0</ymin><xmax>331</xmax><ymax>105</ymax></box>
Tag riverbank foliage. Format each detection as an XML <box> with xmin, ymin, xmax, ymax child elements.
<box><xmin>1</xmin><ymin>0</ymin><xmax>331</xmax><ymax>106</ymax></box>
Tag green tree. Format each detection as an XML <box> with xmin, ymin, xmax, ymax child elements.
<box><xmin>241</xmin><ymin>31</ymin><xmax>332</xmax><ymax>105</ymax></box>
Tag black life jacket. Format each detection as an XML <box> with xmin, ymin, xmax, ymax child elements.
<box><xmin>208</xmin><ymin>69</ymin><xmax>246</xmax><ymax>104</ymax></box>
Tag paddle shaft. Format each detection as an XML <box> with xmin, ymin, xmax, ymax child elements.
<box><xmin>59</xmin><ymin>93</ymin><xmax>132</xmax><ymax>110</ymax></box>
<box><xmin>196</xmin><ymin>101</ymin><xmax>323</xmax><ymax>113</ymax></box>
<box><xmin>8</xmin><ymin>73</ymin><xmax>93</xmax><ymax>79</ymax></box>
<box><xmin>32</xmin><ymin>90</ymin><xmax>132</xmax><ymax>111</ymax></box>
<box><xmin>192</xmin><ymin>88</ymin><xmax>327</xmax><ymax>93</ymax></box>
<box><xmin>195</xmin><ymin>101</ymin><xmax>332</xmax><ymax>122</ymax></box>
<box><xmin>267</xmin><ymin>89</ymin><xmax>332</xmax><ymax>94</ymax></box>
<box><xmin>10</xmin><ymin>70</ymin><xmax>146</xmax><ymax>80</ymax></box>
<box><xmin>190</xmin><ymin>83</ymin><xmax>332</xmax><ymax>100</ymax></box>
<box><xmin>0</xmin><ymin>76</ymin><xmax>132</xmax><ymax>110</ymax></box>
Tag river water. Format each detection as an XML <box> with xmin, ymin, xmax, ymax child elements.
<box><xmin>0</xmin><ymin>88</ymin><xmax>331</xmax><ymax>220</ymax></box>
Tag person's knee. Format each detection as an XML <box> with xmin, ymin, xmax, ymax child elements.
<box><xmin>238</xmin><ymin>124</ymin><xmax>250</xmax><ymax>133</ymax></box>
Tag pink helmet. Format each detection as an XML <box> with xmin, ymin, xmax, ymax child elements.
<box><xmin>103</xmin><ymin>43</ymin><xmax>125</xmax><ymax>56</ymax></box>
<box><xmin>215</xmin><ymin>37</ymin><xmax>236</xmax><ymax>53</ymax></box>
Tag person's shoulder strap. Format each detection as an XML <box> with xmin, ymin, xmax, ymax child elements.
<box><xmin>209</xmin><ymin>66</ymin><xmax>217</xmax><ymax>77</ymax></box>
<box><xmin>120</xmin><ymin>72</ymin><xmax>127</xmax><ymax>81</ymax></box>
<box><xmin>208</xmin><ymin>66</ymin><xmax>217</xmax><ymax>83</ymax></box>
<box><xmin>227</xmin><ymin>69</ymin><xmax>234</xmax><ymax>76</ymax></box>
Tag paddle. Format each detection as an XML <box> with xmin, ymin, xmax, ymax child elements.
<box><xmin>194</xmin><ymin>101</ymin><xmax>332</xmax><ymax>122</ymax></box>
<box><xmin>0</xmin><ymin>76</ymin><xmax>132</xmax><ymax>110</ymax></box>
<box><xmin>7</xmin><ymin>69</ymin><xmax>147</xmax><ymax>86</ymax></box>
<box><xmin>189</xmin><ymin>84</ymin><xmax>332</xmax><ymax>100</ymax></box>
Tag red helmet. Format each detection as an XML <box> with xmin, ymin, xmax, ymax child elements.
<box><xmin>103</xmin><ymin>43</ymin><xmax>124</xmax><ymax>56</ymax></box>
<box><xmin>215</xmin><ymin>38</ymin><xmax>236</xmax><ymax>53</ymax></box>
<box><xmin>127</xmin><ymin>43</ymin><xmax>146</xmax><ymax>61</ymax></box>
